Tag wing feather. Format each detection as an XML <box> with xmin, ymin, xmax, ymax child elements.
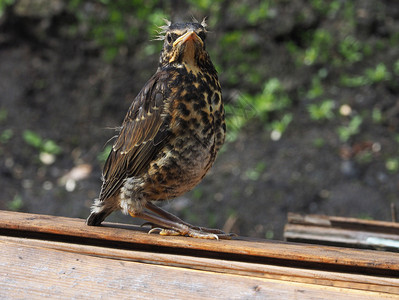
<box><xmin>99</xmin><ymin>71</ymin><xmax>170</xmax><ymax>201</ymax></box>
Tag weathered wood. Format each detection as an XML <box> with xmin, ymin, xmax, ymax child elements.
<box><xmin>287</xmin><ymin>213</ymin><xmax>399</xmax><ymax>234</ymax></box>
<box><xmin>1</xmin><ymin>235</ymin><xmax>398</xmax><ymax>295</ymax></box>
<box><xmin>1</xmin><ymin>210</ymin><xmax>399</xmax><ymax>276</ymax></box>
<box><xmin>1</xmin><ymin>238</ymin><xmax>397</xmax><ymax>300</ymax></box>
<box><xmin>2</xmin><ymin>210</ymin><xmax>399</xmax><ymax>298</ymax></box>
<box><xmin>285</xmin><ymin>213</ymin><xmax>399</xmax><ymax>251</ymax></box>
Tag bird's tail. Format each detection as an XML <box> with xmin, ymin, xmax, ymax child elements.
<box><xmin>86</xmin><ymin>198</ymin><xmax>113</xmax><ymax>226</ymax></box>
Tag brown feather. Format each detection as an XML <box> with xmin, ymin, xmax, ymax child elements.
<box><xmin>99</xmin><ymin>71</ymin><xmax>170</xmax><ymax>201</ymax></box>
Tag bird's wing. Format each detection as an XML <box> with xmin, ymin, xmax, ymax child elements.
<box><xmin>99</xmin><ymin>70</ymin><xmax>171</xmax><ymax>201</ymax></box>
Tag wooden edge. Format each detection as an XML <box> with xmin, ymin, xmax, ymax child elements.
<box><xmin>287</xmin><ymin>213</ymin><xmax>399</xmax><ymax>234</ymax></box>
<box><xmin>287</xmin><ymin>213</ymin><xmax>332</xmax><ymax>226</ymax></box>
<box><xmin>2</xmin><ymin>235</ymin><xmax>399</xmax><ymax>295</ymax></box>
<box><xmin>1</xmin><ymin>210</ymin><xmax>399</xmax><ymax>275</ymax></box>
<box><xmin>284</xmin><ymin>224</ymin><xmax>399</xmax><ymax>250</ymax></box>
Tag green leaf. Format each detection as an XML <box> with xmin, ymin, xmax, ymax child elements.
<box><xmin>0</xmin><ymin>128</ymin><xmax>13</xmax><ymax>143</ymax></box>
<box><xmin>42</xmin><ymin>140</ymin><xmax>62</xmax><ymax>155</ymax></box>
<box><xmin>7</xmin><ymin>195</ymin><xmax>23</xmax><ymax>211</ymax></box>
<box><xmin>308</xmin><ymin>100</ymin><xmax>335</xmax><ymax>121</ymax></box>
<box><xmin>23</xmin><ymin>130</ymin><xmax>43</xmax><ymax>149</ymax></box>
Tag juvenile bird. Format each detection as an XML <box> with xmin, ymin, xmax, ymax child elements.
<box><xmin>87</xmin><ymin>20</ymin><xmax>231</xmax><ymax>239</ymax></box>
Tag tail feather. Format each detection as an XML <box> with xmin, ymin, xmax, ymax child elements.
<box><xmin>86</xmin><ymin>198</ymin><xmax>113</xmax><ymax>226</ymax></box>
<box><xmin>86</xmin><ymin>211</ymin><xmax>109</xmax><ymax>226</ymax></box>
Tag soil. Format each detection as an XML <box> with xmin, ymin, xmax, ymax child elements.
<box><xmin>1</xmin><ymin>1</ymin><xmax>399</xmax><ymax>239</ymax></box>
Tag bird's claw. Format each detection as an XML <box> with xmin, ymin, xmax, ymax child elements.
<box><xmin>142</xmin><ymin>220</ymin><xmax>235</xmax><ymax>239</ymax></box>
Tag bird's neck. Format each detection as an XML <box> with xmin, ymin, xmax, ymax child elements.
<box><xmin>181</xmin><ymin>61</ymin><xmax>201</xmax><ymax>76</ymax></box>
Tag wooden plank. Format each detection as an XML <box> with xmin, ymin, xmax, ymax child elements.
<box><xmin>285</xmin><ymin>213</ymin><xmax>399</xmax><ymax>251</ymax></box>
<box><xmin>287</xmin><ymin>213</ymin><xmax>399</xmax><ymax>234</ymax></box>
<box><xmin>1</xmin><ymin>239</ymin><xmax>397</xmax><ymax>300</ymax></box>
<box><xmin>1</xmin><ymin>210</ymin><xmax>399</xmax><ymax>276</ymax></box>
<box><xmin>284</xmin><ymin>224</ymin><xmax>399</xmax><ymax>250</ymax></box>
<box><xmin>1</xmin><ymin>235</ymin><xmax>398</xmax><ymax>295</ymax></box>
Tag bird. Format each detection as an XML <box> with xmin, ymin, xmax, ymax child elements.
<box><xmin>86</xmin><ymin>20</ymin><xmax>232</xmax><ymax>239</ymax></box>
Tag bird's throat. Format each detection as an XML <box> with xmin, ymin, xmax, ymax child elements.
<box><xmin>181</xmin><ymin>42</ymin><xmax>201</xmax><ymax>75</ymax></box>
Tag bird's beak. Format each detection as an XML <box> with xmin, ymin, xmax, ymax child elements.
<box><xmin>173</xmin><ymin>31</ymin><xmax>203</xmax><ymax>48</ymax></box>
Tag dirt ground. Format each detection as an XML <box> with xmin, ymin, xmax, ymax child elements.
<box><xmin>1</xmin><ymin>1</ymin><xmax>399</xmax><ymax>239</ymax></box>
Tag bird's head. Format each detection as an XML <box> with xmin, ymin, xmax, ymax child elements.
<box><xmin>157</xmin><ymin>20</ymin><xmax>213</xmax><ymax>72</ymax></box>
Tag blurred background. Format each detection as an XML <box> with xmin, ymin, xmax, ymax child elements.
<box><xmin>0</xmin><ymin>0</ymin><xmax>398</xmax><ymax>239</ymax></box>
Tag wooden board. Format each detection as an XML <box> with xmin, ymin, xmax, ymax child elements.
<box><xmin>285</xmin><ymin>213</ymin><xmax>399</xmax><ymax>251</ymax></box>
<box><xmin>1</xmin><ymin>210</ymin><xmax>399</xmax><ymax>275</ymax></box>
<box><xmin>1</xmin><ymin>237</ymin><xmax>398</xmax><ymax>299</ymax></box>
<box><xmin>1</xmin><ymin>210</ymin><xmax>399</xmax><ymax>298</ymax></box>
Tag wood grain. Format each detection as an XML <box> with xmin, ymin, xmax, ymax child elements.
<box><xmin>1</xmin><ymin>238</ymin><xmax>397</xmax><ymax>300</ymax></box>
<box><xmin>1</xmin><ymin>210</ymin><xmax>399</xmax><ymax>275</ymax></box>
<box><xmin>1</xmin><ymin>235</ymin><xmax>398</xmax><ymax>295</ymax></box>
<box><xmin>287</xmin><ymin>213</ymin><xmax>399</xmax><ymax>234</ymax></box>
<box><xmin>2</xmin><ymin>210</ymin><xmax>399</xmax><ymax>298</ymax></box>
<box><xmin>285</xmin><ymin>213</ymin><xmax>399</xmax><ymax>251</ymax></box>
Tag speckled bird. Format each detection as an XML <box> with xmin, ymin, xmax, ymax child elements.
<box><xmin>86</xmin><ymin>20</ymin><xmax>232</xmax><ymax>239</ymax></box>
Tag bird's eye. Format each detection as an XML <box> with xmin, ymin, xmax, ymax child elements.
<box><xmin>166</xmin><ymin>33</ymin><xmax>173</xmax><ymax>44</ymax></box>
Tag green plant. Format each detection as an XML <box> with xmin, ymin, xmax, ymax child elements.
<box><xmin>312</xmin><ymin>137</ymin><xmax>325</xmax><ymax>148</ymax></box>
<box><xmin>394</xmin><ymin>59</ymin><xmax>399</xmax><ymax>76</ymax></box>
<box><xmin>224</xmin><ymin>94</ymin><xmax>257</xmax><ymax>142</ymax></box>
<box><xmin>7</xmin><ymin>195</ymin><xmax>23</xmax><ymax>211</ymax></box>
<box><xmin>365</xmin><ymin>63</ymin><xmax>391</xmax><ymax>83</ymax></box>
<box><xmin>355</xmin><ymin>151</ymin><xmax>373</xmax><ymax>164</ymax></box>
<box><xmin>357</xmin><ymin>213</ymin><xmax>373</xmax><ymax>220</ymax></box>
<box><xmin>386</xmin><ymin>158</ymin><xmax>399</xmax><ymax>173</ymax></box>
<box><xmin>337</xmin><ymin>115</ymin><xmax>362</xmax><ymax>142</ymax></box>
<box><xmin>68</xmin><ymin>0</ymin><xmax>167</xmax><ymax>61</ymax></box>
<box><xmin>307</xmin><ymin>77</ymin><xmax>324</xmax><ymax>99</ymax></box>
<box><xmin>287</xmin><ymin>28</ymin><xmax>334</xmax><ymax>66</ymax></box>
<box><xmin>225</xmin><ymin>78</ymin><xmax>292</xmax><ymax>142</ymax></box>
<box><xmin>270</xmin><ymin>113</ymin><xmax>292</xmax><ymax>141</ymax></box>
<box><xmin>244</xmin><ymin>161</ymin><xmax>267</xmax><ymax>181</ymax></box>
<box><xmin>23</xmin><ymin>130</ymin><xmax>62</xmax><ymax>155</ymax></box>
<box><xmin>372</xmin><ymin>108</ymin><xmax>383</xmax><ymax>124</ymax></box>
<box><xmin>233</xmin><ymin>2</ymin><xmax>272</xmax><ymax>24</ymax></box>
<box><xmin>303</xmin><ymin>29</ymin><xmax>333</xmax><ymax>65</ymax></box>
<box><xmin>308</xmin><ymin>100</ymin><xmax>335</xmax><ymax>121</ymax></box>
<box><xmin>188</xmin><ymin>0</ymin><xmax>223</xmax><ymax>16</ymax></box>
<box><xmin>340</xmin><ymin>63</ymin><xmax>391</xmax><ymax>88</ymax></box>
<box><xmin>340</xmin><ymin>74</ymin><xmax>368</xmax><ymax>87</ymax></box>
<box><xmin>192</xmin><ymin>188</ymin><xmax>203</xmax><ymax>200</ymax></box>
<box><xmin>217</xmin><ymin>29</ymin><xmax>262</xmax><ymax>88</ymax></box>
<box><xmin>253</xmin><ymin>78</ymin><xmax>291</xmax><ymax>119</ymax></box>
<box><xmin>338</xmin><ymin>36</ymin><xmax>363</xmax><ymax>64</ymax></box>
<box><xmin>0</xmin><ymin>0</ymin><xmax>14</xmax><ymax>17</ymax></box>
<box><xmin>0</xmin><ymin>128</ymin><xmax>13</xmax><ymax>144</ymax></box>
<box><xmin>266</xmin><ymin>230</ymin><xmax>274</xmax><ymax>239</ymax></box>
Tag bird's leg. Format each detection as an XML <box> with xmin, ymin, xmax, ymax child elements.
<box><xmin>128</xmin><ymin>205</ymin><xmax>233</xmax><ymax>239</ymax></box>
<box><xmin>129</xmin><ymin>208</ymin><xmax>222</xmax><ymax>239</ymax></box>
<box><xmin>145</xmin><ymin>202</ymin><xmax>187</xmax><ymax>224</ymax></box>
<box><xmin>144</xmin><ymin>202</ymin><xmax>233</xmax><ymax>236</ymax></box>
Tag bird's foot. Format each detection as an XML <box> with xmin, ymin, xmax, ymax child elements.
<box><xmin>147</xmin><ymin>226</ymin><xmax>221</xmax><ymax>240</ymax></box>
<box><xmin>143</xmin><ymin>222</ymin><xmax>235</xmax><ymax>240</ymax></box>
<box><xmin>131</xmin><ymin>206</ymin><xmax>236</xmax><ymax>240</ymax></box>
